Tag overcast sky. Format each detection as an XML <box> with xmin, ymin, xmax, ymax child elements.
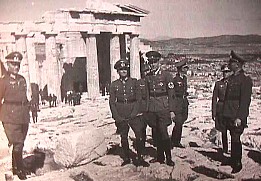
<box><xmin>0</xmin><ymin>0</ymin><xmax>260</xmax><ymax>39</ymax></box>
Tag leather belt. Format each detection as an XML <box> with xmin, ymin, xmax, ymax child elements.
<box><xmin>150</xmin><ymin>92</ymin><xmax>168</xmax><ymax>98</ymax></box>
<box><xmin>116</xmin><ymin>99</ymin><xmax>136</xmax><ymax>104</ymax></box>
<box><xmin>4</xmin><ymin>100</ymin><xmax>29</xmax><ymax>106</ymax></box>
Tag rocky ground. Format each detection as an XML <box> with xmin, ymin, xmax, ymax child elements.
<box><xmin>0</xmin><ymin>93</ymin><xmax>261</xmax><ymax>181</ymax></box>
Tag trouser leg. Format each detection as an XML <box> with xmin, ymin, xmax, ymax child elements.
<box><xmin>162</xmin><ymin>139</ymin><xmax>175</xmax><ymax>166</ymax></box>
<box><xmin>171</xmin><ymin>122</ymin><xmax>183</xmax><ymax>144</ymax></box>
<box><xmin>222</xmin><ymin>130</ymin><xmax>228</xmax><ymax>153</ymax></box>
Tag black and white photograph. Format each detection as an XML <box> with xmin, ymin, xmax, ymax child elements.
<box><xmin>0</xmin><ymin>0</ymin><xmax>261</xmax><ymax>180</ymax></box>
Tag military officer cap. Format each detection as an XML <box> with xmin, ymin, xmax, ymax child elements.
<box><xmin>221</xmin><ymin>64</ymin><xmax>230</xmax><ymax>72</ymax></box>
<box><xmin>145</xmin><ymin>51</ymin><xmax>161</xmax><ymax>64</ymax></box>
<box><xmin>229</xmin><ymin>50</ymin><xmax>245</xmax><ymax>64</ymax></box>
<box><xmin>5</xmin><ymin>51</ymin><xmax>23</xmax><ymax>63</ymax></box>
<box><xmin>175</xmin><ymin>59</ymin><xmax>188</xmax><ymax>68</ymax></box>
<box><xmin>114</xmin><ymin>59</ymin><xmax>130</xmax><ymax>70</ymax></box>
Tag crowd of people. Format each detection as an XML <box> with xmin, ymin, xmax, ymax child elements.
<box><xmin>0</xmin><ymin>49</ymin><xmax>253</xmax><ymax>179</ymax></box>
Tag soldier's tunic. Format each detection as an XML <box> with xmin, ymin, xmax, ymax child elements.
<box><xmin>109</xmin><ymin>77</ymin><xmax>143</xmax><ymax>140</ymax></box>
<box><xmin>0</xmin><ymin>73</ymin><xmax>30</xmax><ymax>146</ymax></box>
<box><xmin>223</xmin><ymin>70</ymin><xmax>252</xmax><ymax>135</ymax></box>
<box><xmin>171</xmin><ymin>74</ymin><xmax>188</xmax><ymax>144</ymax></box>
<box><xmin>212</xmin><ymin>78</ymin><xmax>228</xmax><ymax>132</ymax></box>
<box><xmin>145</xmin><ymin>69</ymin><xmax>175</xmax><ymax>140</ymax></box>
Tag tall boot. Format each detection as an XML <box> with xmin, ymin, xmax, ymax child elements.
<box><xmin>222</xmin><ymin>131</ymin><xmax>228</xmax><ymax>153</ymax></box>
<box><xmin>152</xmin><ymin>128</ymin><xmax>158</xmax><ymax>147</ymax></box>
<box><xmin>231</xmin><ymin>142</ymin><xmax>242</xmax><ymax>173</ymax></box>
<box><xmin>13</xmin><ymin>151</ymin><xmax>27</xmax><ymax>180</ymax></box>
<box><xmin>121</xmin><ymin>140</ymin><xmax>131</xmax><ymax>166</ymax></box>
<box><xmin>171</xmin><ymin>123</ymin><xmax>184</xmax><ymax>148</ymax></box>
<box><xmin>150</xmin><ymin>137</ymin><xmax>164</xmax><ymax>164</ymax></box>
<box><xmin>163</xmin><ymin>139</ymin><xmax>175</xmax><ymax>166</ymax></box>
<box><xmin>136</xmin><ymin>139</ymin><xmax>149</xmax><ymax>167</ymax></box>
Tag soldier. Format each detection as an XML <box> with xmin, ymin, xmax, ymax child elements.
<box><xmin>144</xmin><ymin>51</ymin><xmax>175</xmax><ymax>166</ymax></box>
<box><xmin>0</xmin><ymin>52</ymin><xmax>30</xmax><ymax>180</ymax></box>
<box><xmin>30</xmin><ymin>96</ymin><xmax>39</xmax><ymax>123</ymax></box>
<box><xmin>223</xmin><ymin>50</ymin><xmax>252</xmax><ymax>173</ymax></box>
<box><xmin>171</xmin><ymin>59</ymin><xmax>189</xmax><ymax>148</ymax></box>
<box><xmin>109</xmin><ymin>59</ymin><xmax>149</xmax><ymax>167</ymax></box>
<box><xmin>212</xmin><ymin>64</ymin><xmax>232</xmax><ymax>153</ymax></box>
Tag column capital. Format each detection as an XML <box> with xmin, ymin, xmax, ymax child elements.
<box><xmin>41</xmin><ymin>31</ymin><xmax>58</xmax><ymax>37</ymax></box>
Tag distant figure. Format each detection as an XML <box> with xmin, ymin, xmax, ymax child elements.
<box><xmin>48</xmin><ymin>94</ymin><xmax>53</xmax><ymax>108</ymax></box>
<box><xmin>68</xmin><ymin>92</ymin><xmax>73</xmax><ymax>106</ymax></box>
<box><xmin>223</xmin><ymin>50</ymin><xmax>253</xmax><ymax>174</ymax></box>
<box><xmin>212</xmin><ymin>64</ymin><xmax>232</xmax><ymax>153</ymax></box>
<box><xmin>52</xmin><ymin>94</ymin><xmax>57</xmax><ymax>107</ymax></box>
<box><xmin>39</xmin><ymin>89</ymin><xmax>45</xmax><ymax>106</ymax></box>
<box><xmin>30</xmin><ymin>96</ymin><xmax>39</xmax><ymax>123</ymax></box>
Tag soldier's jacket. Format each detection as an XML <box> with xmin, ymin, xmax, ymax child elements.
<box><xmin>0</xmin><ymin>73</ymin><xmax>30</xmax><ymax>124</ymax></box>
<box><xmin>145</xmin><ymin>69</ymin><xmax>175</xmax><ymax>112</ymax></box>
<box><xmin>172</xmin><ymin>74</ymin><xmax>189</xmax><ymax>114</ymax></box>
<box><xmin>223</xmin><ymin>70</ymin><xmax>252</xmax><ymax>124</ymax></box>
<box><xmin>137</xmin><ymin>78</ymin><xmax>148</xmax><ymax>113</ymax></box>
<box><xmin>109</xmin><ymin>77</ymin><xmax>141</xmax><ymax>122</ymax></box>
<box><xmin>212</xmin><ymin>78</ymin><xmax>228</xmax><ymax>118</ymax></box>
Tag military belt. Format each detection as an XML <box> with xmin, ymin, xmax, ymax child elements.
<box><xmin>149</xmin><ymin>92</ymin><xmax>168</xmax><ymax>97</ymax></box>
<box><xmin>226</xmin><ymin>97</ymin><xmax>240</xmax><ymax>100</ymax></box>
<box><xmin>4</xmin><ymin>100</ymin><xmax>29</xmax><ymax>106</ymax></box>
<box><xmin>116</xmin><ymin>99</ymin><xmax>136</xmax><ymax>104</ymax></box>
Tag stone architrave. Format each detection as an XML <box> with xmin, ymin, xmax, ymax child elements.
<box><xmin>45</xmin><ymin>33</ymin><xmax>61</xmax><ymax>101</ymax></box>
<box><xmin>129</xmin><ymin>34</ymin><xmax>140</xmax><ymax>79</ymax></box>
<box><xmin>110</xmin><ymin>34</ymin><xmax>121</xmax><ymax>82</ymax></box>
<box><xmin>86</xmin><ymin>34</ymin><xmax>100</xmax><ymax>98</ymax></box>
<box><xmin>15</xmin><ymin>34</ymin><xmax>32</xmax><ymax>99</ymax></box>
<box><xmin>53</xmin><ymin>127</ymin><xmax>107</xmax><ymax>167</ymax></box>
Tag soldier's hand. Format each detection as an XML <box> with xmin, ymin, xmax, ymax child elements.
<box><xmin>170</xmin><ymin>111</ymin><xmax>176</xmax><ymax>121</ymax></box>
<box><xmin>234</xmin><ymin>118</ymin><xmax>242</xmax><ymax>127</ymax></box>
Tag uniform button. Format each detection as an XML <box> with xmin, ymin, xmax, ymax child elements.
<box><xmin>11</xmin><ymin>110</ymin><xmax>14</xmax><ymax>113</ymax></box>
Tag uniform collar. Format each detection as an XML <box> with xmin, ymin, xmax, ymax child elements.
<box><xmin>234</xmin><ymin>69</ymin><xmax>243</xmax><ymax>76</ymax></box>
<box><xmin>120</xmin><ymin>77</ymin><xmax>129</xmax><ymax>82</ymax></box>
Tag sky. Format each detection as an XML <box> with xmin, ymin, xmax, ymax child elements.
<box><xmin>0</xmin><ymin>0</ymin><xmax>261</xmax><ymax>40</ymax></box>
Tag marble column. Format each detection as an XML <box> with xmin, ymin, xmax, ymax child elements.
<box><xmin>15</xmin><ymin>34</ymin><xmax>32</xmax><ymax>99</ymax></box>
<box><xmin>45</xmin><ymin>33</ymin><xmax>61</xmax><ymax>101</ymax></box>
<box><xmin>85</xmin><ymin>34</ymin><xmax>100</xmax><ymax>98</ymax></box>
<box><xmin>129</xmin><ymin>34</ymin><xmax>140</xmax><ymax>79</ymax></box>
<box><xmin>110</xmin><ymin>34</ymin><xmax>121</xmax><ymax>82</ymax></box>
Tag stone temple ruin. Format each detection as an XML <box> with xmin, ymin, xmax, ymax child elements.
<box><xmin>0</xmin><ymin>1</ymin><xmax>149</xmax><ymax>101</ymax></box>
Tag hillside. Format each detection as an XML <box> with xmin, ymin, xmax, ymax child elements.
<box><xmin>141</xmin><ymin>35</ymin><xmax>261</xmax><ymax>55</ymax></box>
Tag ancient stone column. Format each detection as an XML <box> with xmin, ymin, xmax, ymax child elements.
<box><xmin>86</xmin><ymin>34</ymin><xmax>100</xmax><ymax>98</ymax></box>
<box><xmin>110</xmin><ymin>34</ymin><xmax>121</xmax><ymax>82</ymax></box>
<box><xmin>45</xmin><ymin>33</ymin><xmax>61</xmax><ymax>101</ymax></box>
<box><xmin>15</xmin><ymin>34</ymin><xmax>32</xmax><ymax>99</ymax></box>
<box><xmin>129</xmin><ymin>34</ymin><xmax>140</xmax><ymax>79</ymax></box>
<box><xmin>26</xmin><ymin>34</ymin><xmax>40</xmax><ymax>85</ymax></box>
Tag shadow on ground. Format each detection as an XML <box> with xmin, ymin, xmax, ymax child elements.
<box><xmin>246</xmin><ymin>149</ymin><xmax>261</xmax><ymax>165</ymax></box>
<box><xmin>192</xmin><ymin>165</ymin><xmax>234</xmax><ymax>180</ymax></box>
<box><xmin>23</xmin><ymin>149</ymin><xmax>63</xmax><ymax>174</ymax></box>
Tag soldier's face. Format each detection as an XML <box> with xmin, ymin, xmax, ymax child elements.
<box><xmin>118</xmin><ymin>68</ymin><xmax>128</xmax><ymax>77</ymax></box>
<box><xmin>7</xmin><ymin>62</ymin><xmax>20</xmax><ymax>74</ymax></box>
<box><xmin>150</xmin><ymin>61</ymin><xmax>160</xmax><ymax>71</ymax></box>
<box><xmin>228</xmin><ymin>62</ymin><xmax>239</xmax><ymax>72</ymax></box>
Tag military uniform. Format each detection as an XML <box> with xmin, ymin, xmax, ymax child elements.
<box><xmin>223</xmin><ymin>50</ymin><xmax>253</xmax><ymax>173</ymax></box>
<box><xmin>109</xmin><ymin>59</ymin><xmax>148</xmax><ymax>167</ymax></box>
<box><xmin>144</xmin><ymin>51</ymin><xmax>175</xmax><ymax>166</ymax></box>
<box><xmin>212</xmin><ymin>64</ymin><xmax>231</xmax><ymax>153</ymax></box>
<box><xmin>0</xmin><ymin>52</ymin><xmax>29</xmax><ymax>180</ymax></box>
<box><xmin>171</xmin><ymin>61</ymin><xmax>189</xmax><ymax>148</ymax></box>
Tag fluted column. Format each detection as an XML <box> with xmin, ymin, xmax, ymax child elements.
<box><xmin>15</xmin><ymin>34</ymin><xmax>32</xmax><ymax>99</ymax></box>
<box><xmin>86</xmin><ymin>34</ymin><xmax>100</xmax><ymax>98</ymax></box>
<box><xmin>129</xmin><ymin>34</ymin><xmax>140</xmax><ymax>79</ymax></box>
<box><xmin>110</xmin><ymin>34</ymin><xmax>121</xmax><ymax>82</ymax></box>
<box><xmin>45</xmin><ymin>33</ymin><xmax>61</xmax><ymax>101</ymax></box>
<box><xmin>26</xmin><ymin>34</ymin><xmax>40</xmax><ymax>85</ymax></box>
